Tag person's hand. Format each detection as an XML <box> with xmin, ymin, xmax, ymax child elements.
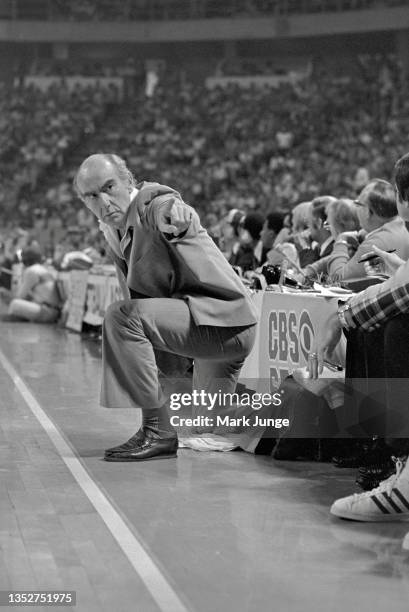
<box><xmin>338</xmin><ymin>231</ymin><xmax>359</xmax><ymax>240</ymax></box>
<box><xmin>156</xmin><ymin>197</ymin><xmax>192</xmax><ymax>235</ymax></box>
<box><xmin>337</xmin><ymin>231</ymin><xmax>360</xmax><ymax>246</ymax></box>
<box><xmin>307</xmin><ymin>312</ymin><xmax>343</xmax><ymax>379</ymax></box>
<box><xmin>363</xmin><ymin>245</ymin><xmax>404</xmax><ymax>277</ymax></box>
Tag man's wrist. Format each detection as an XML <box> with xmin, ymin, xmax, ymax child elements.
<box><xmin>337</xmin><ymin>300</ymin><xmax>352</xmax><ymax>329</ymax></box>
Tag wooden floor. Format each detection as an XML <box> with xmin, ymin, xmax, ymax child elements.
<box><xmin>0</xmin><ymin>316</ymin><xmax>409</xmax><ymax>612</ymax></box>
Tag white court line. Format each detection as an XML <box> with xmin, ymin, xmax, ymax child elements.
<box><xmin>0</xmin><ymin>347</ymin><xmax>190</xmax><ymax>612</ymax></box>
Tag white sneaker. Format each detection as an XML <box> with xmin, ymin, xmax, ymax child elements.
<box><xmin>331</xmin><ymin>457</ymin><xmax>409</xmax><ymax>522</ymax></box>
<box><xmin>403</xmin><ymin>532</ymin><xmax>409</xmax><ymax>550</ymax></box>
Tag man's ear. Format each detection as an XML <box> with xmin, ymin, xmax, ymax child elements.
<box><xmin>397</xmin><ymin>190</ymin><xmax>409</xmax><ymax>209</ymax></box>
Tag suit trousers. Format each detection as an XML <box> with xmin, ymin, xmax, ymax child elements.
<box><xmin>101</xmin><ymin>298</ymin><xmax>256</xmax><ymax>413</ymax></box>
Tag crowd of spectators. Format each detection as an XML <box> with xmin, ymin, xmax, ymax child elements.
<box><xmin>4</xmin><ymin>0</ymin><xmax>408</xmax><ymax>21</ymax></box>
<box><xmin>81</xmin><ymin>53</ymin><xmax>406</xmax><ymax>231</ymax></box>
<box><xmin>1</xmin><ymin>52</ymin><xmax>407</xmax><ymax>264</ymax></box>
<box><xmin>0</xmin><ymin>79</ymin><xmax>121</xmax><ymax>254</ymax></box>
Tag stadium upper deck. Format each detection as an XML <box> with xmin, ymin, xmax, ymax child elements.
<box><xmin>0</xmin><ymin>0</ymin><xmax>407</xmax><ymax>21</ymax></box>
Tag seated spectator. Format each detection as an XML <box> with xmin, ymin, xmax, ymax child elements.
<box><xmin>229</xmin><ymin>212</ymin><xmax>264</xmax><ymax>273</ymax></box>
<box><xmin>327</xmin><ymin>179</ymin><xmax>409</xmax><ymax>281</ymax></box>
<box><xmin>299</xmin><ymin>195</ymin><xmax>336</xmax><ymax>270</ymax></box>
<box><xmin>0</xmin><ymin>229</ymin><xmax>29</xmax><ymax>291</ymax></box>
<box><xmin>288</xmin><ymin>201</ymin><xmax>314</xmax><ymax>267</ymax></box>
<box><xmin>256</xmin><ymin>211</ymin><xmax>284</xmax><ymax>265</ymax></box>
<box><xmin>273</xmin><ymin>210</ymin><xmax>292</xmax><ymax>247</ymax></box>
<box><xmin>304</xmin><ymin>197</ymin><xmax>360</xmax><ymax>281</ymax></box>
<box><xmin>265</xmin><ymin>202</ymin><xmax>311</xmax><ymax>269</ymax></box>
<box><xmin>222</xmin><ymin>208</ymin><xmax>245</xmax><ymax>260</ymax></box>
<box><xmin>326</xmin><ymin>198</ymin><xmax>361</xmax><ymax>241</ymax></box>
<box><xmin>8</xmin><ymin>244</ymin><xmax>62</xmax><ymax>323</ymax></box>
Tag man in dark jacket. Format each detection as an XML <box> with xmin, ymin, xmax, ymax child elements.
<box><xmin>74</xmin><ymin>153</ymin><xmax>258</xmax><ymax>461</ymax></box>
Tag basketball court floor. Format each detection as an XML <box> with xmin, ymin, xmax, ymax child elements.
<box><xmin>0</xmin><ymin>318</ymin><xmax>409</xmax><ymax>612</ymax></box>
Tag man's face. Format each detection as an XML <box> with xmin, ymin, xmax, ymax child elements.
<box><xmin>76</xmin><ymin>157</ymin><xmax>132</xmax><ymax>229</ymax></box>
<box><xmin>396</xmin><ymin>186</ymin><xmax>409</xmax><ymax>222</ymax></box>
<box><xmin>308</xmin><ymin>210</ymin><xmax>322</xmax><ymax>242</ymax></box>
<box><xmin>260</xmin><ymin>220</ymin><xmax>276</xmax><ymax>250</ymax></box>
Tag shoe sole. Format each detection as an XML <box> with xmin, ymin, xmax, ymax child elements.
<box><xmin>104</xmin><ymin>452</ymin><xmax>178</xmax><ymax>462</ymax></box>
<box><xmin>331</xmin><ymin>508</ymin><xmax>409</xmax><ymax>522</ymax></box>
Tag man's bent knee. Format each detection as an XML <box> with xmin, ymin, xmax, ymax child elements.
<box><xmin>103</xmin><ymin>299</ymin><xmax>145</xmax><ymax>333</ymax></box>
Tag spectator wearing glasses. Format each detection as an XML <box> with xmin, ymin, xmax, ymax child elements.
<box><xmin>327</xmin><ymin>179</ymin><xmax>409</xmax><ymax>282</ymax></box>
<box><xmin>307</xmin><ymin>198</ymin><xmax>361</xmax><ymax>279</ymax></box>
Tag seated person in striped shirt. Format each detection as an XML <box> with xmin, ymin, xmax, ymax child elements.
<box><xmin>309</xmin><ymin>152</ymin><xmax>409</xmax><ymax>525</ymax></box>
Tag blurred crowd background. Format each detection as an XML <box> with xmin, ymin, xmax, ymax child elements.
<box><xmin>1</xmin><ymin>0</ymin><xmax>409</xmax><ymax>285</ymax></box>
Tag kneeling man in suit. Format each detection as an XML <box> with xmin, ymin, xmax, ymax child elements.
<box><xmin>74</xmin><ymin>153</ymin><xmax>258</xmax><ymax>461</ymax></box>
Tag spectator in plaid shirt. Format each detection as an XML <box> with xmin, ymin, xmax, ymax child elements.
<box><xmin>310</xmin><ymin>153</ymin><xmax>409</xmax><ymax>375</ymax></box>
<box><xmin>308</xmin><ymin>153</ymin><xmax>409</xmax><ymax>529</ymax></box>
<box><xmin>309</xmin><ymin>152</ymin><xmax>409</xmax><ymax>443</ymax></box>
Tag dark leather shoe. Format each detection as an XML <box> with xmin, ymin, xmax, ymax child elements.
<box><xmin>104</xmin><ymin>430</ymin><xmax>178</xmax><ymax>462</ymax></box>
<box><xmin>105</xmin><ymin>429</ymin><xmax>145</xmax><ymax>456</ymax></box>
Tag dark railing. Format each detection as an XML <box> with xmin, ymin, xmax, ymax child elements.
<box><xmin>0</xmin><ymin>0</ymin><xmax>407</xmax><ymax>21</ymax></box>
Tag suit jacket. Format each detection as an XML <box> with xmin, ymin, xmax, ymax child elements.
<box><xmin>302</xmin><ymin>237</ymin><xmax>335</xmax><ymax>280</ymax></box>
<box><xmin>100</xmin><ymin>182</ymin><xmax>258</xmax><ymax>327</ymax></box>
<box><xmin>327</xmin><ymin>217</ymin><xmax>409</xmax><ymax>281</ymax></box>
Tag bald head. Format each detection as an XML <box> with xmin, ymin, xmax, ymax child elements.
<box><xmin>74</xmin><ymin>153</ymin><xmax>135</xmax><ymax>196</ymax></box>
<box><xmin>74</xmin><ymin>153</ymin><xmax>136</xmax><ymax>229</ymax></box>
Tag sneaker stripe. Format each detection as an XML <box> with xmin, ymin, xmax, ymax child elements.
<box><xmin>381</xmin><ymin>492</ymin><xmax>402</xmax><ymax>513</ymax></box>
<box><xmin>371</xmin><ymin>496</ymin><xmax>390</xmax><ymax>514</ymax></box>
<box><xmin>393</xmin><ymin>488</ymin><xmax>409</xmax><ymax>510</ymax></box>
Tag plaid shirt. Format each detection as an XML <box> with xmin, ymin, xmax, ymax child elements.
<box><xmin>348</xmin><ymin>260</ymin><xmax>409</xmax><ymax>330</ymax></box>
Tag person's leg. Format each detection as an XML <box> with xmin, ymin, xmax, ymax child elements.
<box><xmin>101</xmin><ymin>298</ymin><xmax>255</xmax><ymax>460</ymax></box>
<box><xmin>342</xmin><ymin>325</ymin><xmax>387</xmax><ymax>438</ymax></box>
<box><xmin>8</xmin><ymin>299</ymin><xmax>58</xmax><ymax>323</ymax></box>
<box><xmin>383</xmin><ymin>314</ymin><xmax>409</xmax><ymax>442</ymax></box>
<box><xmin>191</xmin><ymin>357</ymin><xmax>246</xmax><ymax>431</ymax></box>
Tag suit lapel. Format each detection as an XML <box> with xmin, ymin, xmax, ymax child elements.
<box><xmin>119</xmin><ymin>190</ymin><xmax>139</xmax><ymax>258</ymax></box>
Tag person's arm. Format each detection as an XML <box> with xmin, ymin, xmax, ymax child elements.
<box><xmin>348</xmin><ymin>278</ymin><xmax>409</xmax><ymax>330</ymax></box>
<box><xmin>141</xmin><ymin>191</ymin><xmax>201</xmax><ymax>239</ymax></box>
<box><xmin>303</xmin><ymin>254</ymin><xmax>331</xmax><ymax>281</ymax></box>
<box><xmin>342</xmin><ymin>257</ymin><xmax>409</xmax><ymax>330</ymax></box>
<box><xmin>309</xmin><ymin>260</ymin><xmax>409</xmax><ymax>378</ymax></box>
<box><xmin>327</xmin><ymin>231</ymin><xmax>372</xmax><ymax>281</ymax></box>
<box><xmin>15</xmin><ymin>268</ymin><xmax>38</xmax><ymax>300</ymax></box>
<box><xmin>363</xmin><ymin>245</ymin><xmax>405</xmax><ymax>277</ymax></box>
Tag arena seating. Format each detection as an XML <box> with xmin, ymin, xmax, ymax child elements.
<box><xmin>1</xmin><ymin>0</ymin><xmax>407</xmax><ymax>21</ymax></box>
